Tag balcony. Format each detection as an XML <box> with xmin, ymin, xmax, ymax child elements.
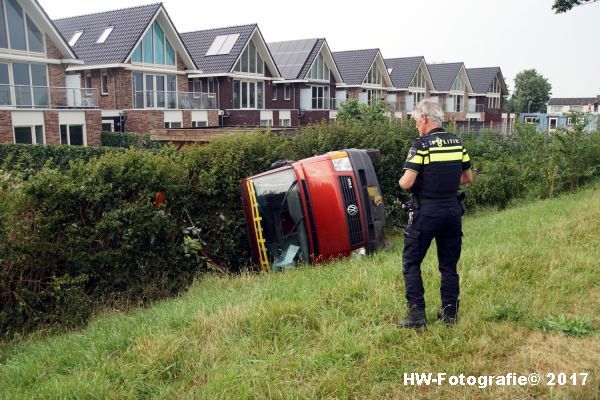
<box><xmin>0</xmin><ymin>85</ymin><xmax>99</xmax><ymax>109</ymax></box>
<box><xmin>133</xmin><ymin>91</ymin><xmax>217</xmax><ymax>110</ymax></box>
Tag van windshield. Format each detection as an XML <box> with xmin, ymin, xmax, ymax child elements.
<box><xmin>252</xmin><ymin>168</ymin><xmax>310</xmax><ymax>269</ymax></box>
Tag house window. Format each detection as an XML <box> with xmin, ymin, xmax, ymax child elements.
<box><xmin>366</xmin><ymin>89</ymin><xmax>383</xmax><ymax>105</ymax></box>
<box><xmin>0</xmin><ymin>0</ymin><xmax>44</xmax><ymax>53</ymax></box>
<box><xmin>272</xmin><ymin>85</ymin><xmax>277</xmax><ymax>100</ymax></box>
<box><xmin>524</xmin><ymin>116</ymin><xmax>539</xmax><ymax>124</ymax></box>
<box><xmin>8</xmin><ymin>62</ymin><xmax>49</xmax><ymax>108</ymax></box>
<box><xmin>96</xmin><ymin>26</ymin><xmax>114</xmax><ymax>44</ymax></box>
<box><xmin>192</xmin><ymin>120</ymin><xmax>207</xmax><ymax>127</ymax></box>
<box><xmin>284</xmin><ymin>84</ymin><xmax>291</xmax><ymax>100</ymax></box>
<box><xmin>279</xmin><ymin>110</ymin><xmax>291</xmax><ymax>127</ymax></box>
<box><xmin>412</xmin><ymin>91</ymin><xmax>425</xmax><ymax>106</ymax></box>
<box><xmin>206</xmin><ymin>78</ymin><xmax>215</xmax><ymax>94</ymax></box>
<box><xmin>85</xmin><ymin>72</ymin><xmax>92</xmax><ymax>89</ymax></box>
<box><xmin>487</xmin><ymin>96</ymin><xmax>500</xmax><ymax>109</ymax></box>
<box><xmin>60</xmin><ymin>125</ymin><xmax>84</xmax><ymax>146</ymax></box>
<box><xmin>164</xmin><ymin>121</ymin><xmax>182</xmax><ymax>128</ymax></box>
<box><xmin>132</xmin><ymin>72</ymin><xmax>177</xmax><ymax>109</ymax></box>
<box><xmin>101</xmin><ymin>70</ymin><xmax>109</xmax><ymax>95</ymax></box>
<box><xmin>233</xmin><ymin>80</ymin><xmax>264</xmax><ymax>109</ymax></box>
<box><xmin>233</xmin><ymin>40</ymin><xmax>264</xmax><ymax>75</ymax></box>
<box><xmin>14</xmin><ymin>125</ymin><xmax>44</xmax><ymax>144</ymax></box>
<box><xmin>191</xmin><ymin>78</ymin><xmax>202</xmax><ymax>98</ymax></box>
<box><xmin>260</xmin><ymin>111</ymin><xmax>273</xmax><ymax>127</ymax></box>
<box><xmin>447</xmin><ymin>94</ymin><xmax>463</xmax><ymax>112</ymax></box>
<box><xmin>69</xmin><ymin>30</ymin><xmax>83</xmax><ymax>47</ymax></box>
<box><xmin>490</xmin><ymin>78</ymin><xmax>501</xmax><ymax>93</ymax></box>
<box><xmin>311</xmin><ymin>85</ymin><xmax>329</xmax><ymax>110</ymax></box>
<box><xmin>364</xmin><ymin>64</ymin><xmax>382</xmax><ymax>85</ymax></box>
<box><xmin>410</xmin><ymin>70</ymin><xmax>426</xmax><ymax>89</ymax></box>
<box><xmin>451</xmin><ymin>77</ymin><xmax>465</xmax><ymax>92</ymax></box>
<box><xmin>131</xmin><ymin>21</ymin><xmax>175</xmax><ymax>66</ymax></box>
<box><xmin>308</xmin><ymin>53</ymin><xmax>330</xmax><ymax>81</ymax></box>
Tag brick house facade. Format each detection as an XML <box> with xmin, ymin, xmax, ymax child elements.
<box><xmin>0</xmin><ymin>0</ymin><xmax>102</xmax><ymax>146</ymax></box>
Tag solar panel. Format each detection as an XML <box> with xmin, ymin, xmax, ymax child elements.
<box><xmin>268</xmin><ymin>39</ymin><xmax>317</xmax><ymax>79</ymax></box>
<box><xmin>220</xmin><ymin>34</ymin><xmax>240</xmax><ymax>55</ymax></box>
<box><xmin>205</xmin><ymin>34</ymin><xmax>240</xmax><ymax>56</ymax></box>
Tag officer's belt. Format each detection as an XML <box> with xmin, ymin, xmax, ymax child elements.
<box><xmin>417</xmin><ymin>197</ymin><xmax>457</xmax><ymax>206</ymax></box>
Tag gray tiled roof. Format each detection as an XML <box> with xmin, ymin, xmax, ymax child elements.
<box><xmin>267</xmin><ymin>38</ymin><xmax>325</xmax><ymax>80</ymax></box>
<box><xmin>467</xmin><ymin>67</ymin><xmax>502</xmax><ymax>94</ymax></box>
<box><xmin>548</xmin><ymin>97</ymin><xmax>598</xmax><ymax>106</ymax></box>
<box><xmin>53</xmin><ymin>3</ymin><xmax>162</xmax><ymax>65</ymax></box>
<box><xmin>427</xmin><ymin>62</ymin><xmax>463</xmax><ymax>92</ymax></box>
<box><xmin>181</xmin><ymin>24</ymin><xmax>257</xmax><ymax>74</ymax></box>
<box><xmin>385</xmin><ymin>56</ymin><xmax>424</xmax><ymax>89</ymax></box>
<box><xmin>333</xmin><ymin>49</ymin><xmax>379</xmax><ymax>85</ymax></box>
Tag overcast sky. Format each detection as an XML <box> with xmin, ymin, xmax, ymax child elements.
<box><xmin>40</xmin><ymin>0</ymin><xmax>600</xmax><ymax>98</ymax></box>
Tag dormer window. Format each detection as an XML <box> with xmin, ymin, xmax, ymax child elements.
<box><xmin>69</xmin><ymin>30</ymin><xmax>83</xmax><ymax>46</ymax></box>
<box><xmin>96</xmin><ymin>26</ymin><xmax>113</xmax><ymax>44</ymax></box>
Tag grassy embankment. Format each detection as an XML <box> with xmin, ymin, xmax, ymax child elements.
<box><xmin>1</xmin><ymin>188</ymin><xmax>599</xmax><ymax>399</ymax></box>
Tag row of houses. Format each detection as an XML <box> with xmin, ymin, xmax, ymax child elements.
<box><xmin>0</xmin><ymin>0</ymin><xmax>511</xmax><ymax>146</ymax></box>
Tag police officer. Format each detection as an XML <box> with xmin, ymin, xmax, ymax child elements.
<box><xmin>397</xmin><ymin>98</ymin><xmax>473</xmax><ymax>328</ymax></box>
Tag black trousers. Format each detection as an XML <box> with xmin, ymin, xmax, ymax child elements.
<box><xmin>402</xmin><ymin>200</ymin><xmax>462</xmax><ymax>316</ymax></box>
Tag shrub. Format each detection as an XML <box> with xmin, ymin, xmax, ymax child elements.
<box><xmin>0</xmin><ymin>144</ymin><xmax>120</xmax><ymax>177</ymax></box>
<box><xmin>101</xmin><ymin>132</ymin><xmax>141</xmax><ymax>148</ymax></box>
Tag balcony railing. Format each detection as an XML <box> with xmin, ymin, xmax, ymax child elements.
<box><xmin>468</xmin><ymin>104</ymin><xmax>485</xmax><ymax>113</ymax></box>
<box><xmin>133</xmin><ymin>91</ymin><xmax>217</xmax><ymax>110</ymax></box>
<box><xmin>0</xmin><ymin>85</ymin><xmax>98</xmax><ymax>109</ymax></box>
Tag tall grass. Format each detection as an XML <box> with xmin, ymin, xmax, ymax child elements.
<box><xmin>1</xmin><ymin>187</ymin><xmax>599</xmax><ymax>399</ymax></box>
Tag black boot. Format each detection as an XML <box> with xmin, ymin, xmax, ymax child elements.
<box><xmin>397</xmin><ymin>305</ymin><xmax>428</xmax><ymax>329</ymax></box>
<box><xmin>437</xmin><ymin>302</ymin><xmax>459</xmax><ymax>326</ymax></box>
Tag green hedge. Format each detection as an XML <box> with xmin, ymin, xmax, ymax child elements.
<box><xmin>100</xmin><ymin>132</ymin><xmax>141</xmax><ymax>148</ymax></box>
<box><xmin>1</xmin><ymin>120</ymin><xmax>600</xmax><ymax>336</ymax></box>
<box><xmin>0</xmin><ymin>144</ymin><xmax>121</xmax><ymax>177</ymax></box>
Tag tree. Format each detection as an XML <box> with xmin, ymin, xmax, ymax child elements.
<box><xmin>553</xmin><ymin>0</ymin><xmax>599</xmax><ymax>13</ymax></box>
<box><xmin>336</xmin><ymin>99</ymin><xmax>387</xmax><ymax>125</ymax></box>
<box><xmin>510</xmin><ymin>69</ymin><xmax>552</xmax><ymax>113</ymax></box>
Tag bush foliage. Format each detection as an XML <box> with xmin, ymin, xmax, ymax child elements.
<box><xmin>1</xmin><ymin>112</ymin><xmax>599</xmax><ymax>336</ymax></box>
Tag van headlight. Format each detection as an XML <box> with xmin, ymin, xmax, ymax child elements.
<box><xmin>329</xmin><ymin>151</ymin><xmax>353</xmax><ymax>171</ymax></box>
<box><xmin>332</xmin><ymin>157</ymin><xmax>353</xmax><ymax>171</ymax></box>
<box><xmin>351</xmin><ymin>247</ymin><xmax>366</xmax><ymax>257</ymax></box>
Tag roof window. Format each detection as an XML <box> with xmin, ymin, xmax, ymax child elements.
<box><xmin>69</xmin><ymin>30</ymin><xmax>83</xmax><ymax>46</ymax></box>
<box><xmin>96</xmin><ymin>26</ymin><xmax>114</xmax><ymax>44</ymax></box>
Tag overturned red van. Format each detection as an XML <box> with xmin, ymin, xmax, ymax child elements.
<box><xmin>241</xmin><ymin>149</ymin><xmax>385</xmax><ymax>270</ymax></box>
